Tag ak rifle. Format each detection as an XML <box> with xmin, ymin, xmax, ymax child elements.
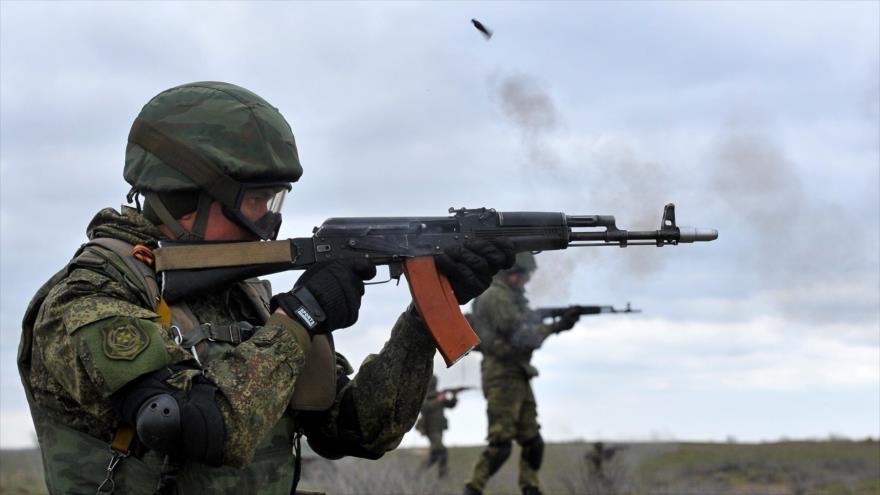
<box><xmin>152</xmin><ymin>203</ymin><xmax>717</xmax><ymax>366</ymax></box>
<box><xmin>535</xmin><ymin>303</ymin><xmax>641</xmax><ymax>320</ymax></box>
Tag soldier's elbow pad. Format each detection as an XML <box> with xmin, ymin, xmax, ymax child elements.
<box><xmin>135</xmin><ymin>383</ymin><xmax>226</xmax><ymax>466</ymax></box>
<box><xmin>136</xmin><ymin>393</ymin><xmax>182</xmax><ymax>453</ymax></box>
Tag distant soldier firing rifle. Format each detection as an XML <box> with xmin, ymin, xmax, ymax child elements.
<box><xmin>585</xmin><ymin>441</ymin><xmax>624</xmax><ymax>491</ymax></box>
<box><xmin>464</xmin><ymin>257</ymin><xmax>646</xmax><ymax>495</ymax></box>
<box><xmin>416</xmin><ymin>376</ymin><xmax>477</xmax><ymax>478</ymax></box>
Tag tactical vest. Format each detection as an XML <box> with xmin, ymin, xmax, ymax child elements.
<box><xmin>18</xmin><ymin>238</ymin><xmax>336</xmax><ymax>495</ymax></box>
<box><xmin>470</xmin><ymin>285</ymin><xmax>540</xmax><ymax>381</ymax></box>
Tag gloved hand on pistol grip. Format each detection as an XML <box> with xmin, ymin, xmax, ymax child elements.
<box><xmin>555</xmin><ymin>307</ymin><xmax>581</xmax><ymax>333</ymax></box>
<box><xmin>434</xmin><ymin>238</ymin><xmax>517</xmax><ymax>304</ymax></box>
<box><xmin>270</xmin><ymin>259</ymin><xmax>377</xmax><ymax>335</ymax></box>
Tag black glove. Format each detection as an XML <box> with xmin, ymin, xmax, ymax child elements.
<box><xmin>555</xmin><ymin>307</ymin><xmax>581</xmax><ymax>333</ymax></box>
<box><xmin>434</xmin><ymin>238</ymin><xmax>517</xmax><ymax>304</ymax></box>
<box><xmin>270</xmin><ymin>259</ymin><xmax>377</xmax><ymax>335</ymax></box>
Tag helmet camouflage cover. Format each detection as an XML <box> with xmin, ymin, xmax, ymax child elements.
<box><xmin>502</xmin><ymin>252</ymin><xmax>537</xmax><ymax>275</ymax></box>
<box><xmin>125</xmin><ymin>81</ymin><xmax>302</xmax><ymax>192</ymax></box>
<box><xmin>124</xmin><ymin>81</ymin><xmax>302</xmax><ymax>239</ymax></box>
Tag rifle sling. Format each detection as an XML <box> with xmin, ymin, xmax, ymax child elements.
<box><xmin>154</xmin><ymin>240</ymin><xmax>294</xmax><ymax>271</ymax></box>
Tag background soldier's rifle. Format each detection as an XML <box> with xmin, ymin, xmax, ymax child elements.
<box><xmin>438</xmin><ymin>386</ymin><xmax>476</xmax><ymax>399</ymax></box>
<box><xmin>535</xmin><ymin>303</ymin><xmax>641</xmax><ymax>320</ymax></box>
<box><xmin>152</xmin><ymin>203</ymin><xmax>717</xmax><ymax>366</ymax></box>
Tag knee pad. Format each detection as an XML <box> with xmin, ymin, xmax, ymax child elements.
<box><xmin>484</xmin><ymin>440</ymin><xmax>512</xmax><ymax>474</ymax></box>
<box><xmin>520</xmin><ymin>435</ymin><xmax>544</xmax><ymax>470</ymax></box>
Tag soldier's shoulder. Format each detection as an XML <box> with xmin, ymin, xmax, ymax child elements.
<box><xmin>37</xmin><ymin>243</ymin><xmax>157</xmax><ymax>333</ymax></box>
<box><xmin>476</xmin><ymin>282</ymin><xmax>516</xmax><ymax>308</ymax></box>
<box><xmin>44</xmin><ymin>254</ymin><xmax>143</xmax><ymax>307</ymax></box>
<box><xmin>41</xmin><ymin>260</ymin><xmax>115</xmax><ymax>310</ymax></box>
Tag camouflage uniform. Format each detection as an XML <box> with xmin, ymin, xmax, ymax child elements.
<box><xmin>19</xmin><ymin>208</ymin><xmax>435</xmax><ymax>494</ymax></box>
<box><xmin>20</xmin><ymin>81</ymin><xmax>513</xmax><ymax>495</ymax></box>
<box><xmin>465</xmin><ymin>274</ymin><xmax>558</xmax><ymax>495</ymax></box>
<box><xmin>415</xmin><ymin>376</ymin><xmax>457</xmax><ymax>477</ymax></box>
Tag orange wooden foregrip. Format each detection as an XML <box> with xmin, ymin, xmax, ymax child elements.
<box><xmin>403</xmin><ymin>257</ymin><xmax>481</xmax><ymax>367</ymax></box>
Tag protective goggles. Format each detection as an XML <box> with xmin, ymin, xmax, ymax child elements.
<box><xmin>222</xmin><ymin>182</ymin><xmax>291</xmax><ymax>240</ymax></box>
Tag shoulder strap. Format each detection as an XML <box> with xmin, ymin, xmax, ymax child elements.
<box><xmin>237</xmin><ymin>278</ymin><xmax>272</xmax><ymax>324</ymax></box>
<box><xmin>20</xmin><ymin>238</ymin><xmax>164</xmax><ymax>393</ymax></box>
<box><xmin>86</xmin><ymin>238</ymin><xmax>160</xmax><ymax>310</ymax></box>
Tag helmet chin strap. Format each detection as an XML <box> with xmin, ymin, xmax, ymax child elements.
<box><xmin>190</xmin><ymin>192</ymin><xmax>214</xmax><ymax>239</ymax></box>
<box><xmin>125</xmin><ymin>187</ymin><xmax>143</xmax><ymax>211</ymax></box>
<box><xmin>144</xmin><ymin>192</ymin><xmax>212</xmax><ymax>241</ymax></box>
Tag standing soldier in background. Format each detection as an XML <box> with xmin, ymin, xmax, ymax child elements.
<box><xmin>415</xmin><ymin>375</ymin><xmax>461</xmax><ymax>478</ymax></box>
<box><xmin>585</xmin><ymin>441</ymin><xmax>622</xmax><ymax>480</ymax></box>
<box><xmin>18</xmin><ymin>81</ymin><xmax>515</xmax><ymax>494</ymax></box>
<box><xmin>463</xmin><ymin>253</ymin><xmax>581</xmax><ymax>495</ymax></box>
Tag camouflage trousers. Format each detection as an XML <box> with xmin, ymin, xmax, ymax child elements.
<box><xmin>466</xmin><ymin>377</ymin><xmax>541</xmax><ymax>492</ymax></box>
<box><xmin>422</xmin><ymin>430</ymin><xmax>448</xmax><ymax>477</ymax></box>
<box><xmin>35</xmin><ymin>417</ymin><xmax>297</xmax><ymax>494</ymax></box>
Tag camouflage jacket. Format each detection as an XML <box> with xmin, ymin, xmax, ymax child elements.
<box><xmin>470</xmin><ymin>276</ymin><xmax>556</xmax><ymax>385</ymax></box>
<box><xmin>18</xmin><ymin>207</ymin><xmax>436</xmax><ymax>494</ymax></box>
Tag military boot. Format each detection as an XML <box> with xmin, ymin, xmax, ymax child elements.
<box><xmin>522</xmin><ymin>486</ymin><xmax>543</xmax><ymax>495</ymax></box>
<box><xmin>463</xmin><ymin>484</ymin><xmax>482</xmax><ymax>495</ymax></box>
<box><xmin>438</xmin><ymin>450</ymin><xmax>449</xmax><ymax>478</ymax></box>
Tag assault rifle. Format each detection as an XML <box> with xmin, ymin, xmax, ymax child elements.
<box><xmin>439</xmin><ymin>386</ymin><xmax>476</xmax><ymax>396</ymax></box>
<box><xmin>152</xmin><ymin>203</ymin><xmax>716</xmax><ymax>366</ymax></box>
<box><xmin>435</xmin><ymin>386</ymin><xmax>476</xmax><ymax>402</ymax></box>
<box><xmin>535</xmin><ymin>303</ymin><xmax>641</xmax><ymax>320</ymax></box>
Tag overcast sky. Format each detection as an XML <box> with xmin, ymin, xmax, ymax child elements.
<box><xmin>1</xmin><ymin>1</ymin><xmax>878</xmax><ymax>449</ymax></box>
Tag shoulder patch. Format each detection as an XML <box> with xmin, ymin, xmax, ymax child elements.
<box><xmin>102</xmin><ymin>323</ymin><xmax>150</xmax><ymax>360</ymax></box>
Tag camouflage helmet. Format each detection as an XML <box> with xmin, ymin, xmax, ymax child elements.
<box><xmin>503</xmin><ymin>252</ymin><xmax>537</xmax><ymax>275</ymax></box>
<box><xmin>124</xmin><ymin>81</ymin><xmax>302</xmax><ymax>240</ymax></box>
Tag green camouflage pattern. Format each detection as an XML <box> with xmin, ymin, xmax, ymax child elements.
<box><xmin>416</xmin><ymin>380</ymin><xmax>457</xmax><ymax>476</ymax></box>
<box><xmin>124</xmin><ymin>82</ymin><xmax>303</xmax><ymax>193</ymax></box>
<box><xmin>466</xmin><ymin>274</ymin><xmax>554</xmax><ymax>493</ymax></box>
<box><xmin>416</xmin><ymin>381</ymin><xmax>456</xmax><ymax>436</ymax></box>
<box><xmin>502</xmin><ymin>251</ymin><xmax>537</xmax><ymax>275</ymax></box>
<box><xmin>483</xmin><ymin>378</ymin><xmax>539</xmax><ymax>444</ymax></box>
<box><xmin>350</xmin><ymin>308</ymin><xmax>435</xmax><ymax>453</ymax></box>
<box><xmin>426</xmin><ymin>430</ymin><xmax>445</xmax><ymax>457</ymax></box>
<box><xmin>32</xmin><ymin>417</ymin><xmax>298</xmax><ymax>495</ymax></box>
<box><xmin>19</xmin><ymin>207</ymin><xmax>436</xmax><ymax>493</ymax></box>
<box><xmin>471</xmin><ymin>276</ymin><xmax>555</xmax><ymax>384</ymax></box>
<box><xmin>79</xmin><ymin>316</ymin><xmax>173</xmax><ymax>393</ymax></box>
<box><xmin>466</xmin><ymin>374</ymin><xmax>542</xmax><ymax>492</ymax></box>
<box><xmin>301</xmin><ymin>307</ymin><xmax>436</xmax><ymax>456</ymax></box>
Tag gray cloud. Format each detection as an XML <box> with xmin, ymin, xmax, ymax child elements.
<box><xmin>2</xmin><ymin>2</ymin><xmax>878</xmax><ymax>447</ymax></box>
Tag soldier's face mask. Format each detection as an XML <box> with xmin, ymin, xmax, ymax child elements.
<box><xmin>508</xmin><ymin>270</ymin><xmax>531</xmax><ymax>287</ymax></box>
<box><xmin>222</xmin><ymin>183</ymin><xmax>291</xmax><ymax>240</ymax></box>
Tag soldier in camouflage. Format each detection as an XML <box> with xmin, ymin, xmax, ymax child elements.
<box><xmin>18</xmin><ymin>81</ymin><xmax>515</xmax><ymax>494</ymax></box>
<box><xmin>415</xmin><ymin>375</ymin><xmax>458</xmax><ymax>478</ymax></box>
<box><xmin>463</xmin><ymin>253</ymin><xmax>581</xmax><ymax>495</ymax></box>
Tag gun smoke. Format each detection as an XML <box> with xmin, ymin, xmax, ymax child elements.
<box><xmin>496</xmin><ymin>74</ymin><xmax>561</xmax><ymax>169</ymax></box>
<box><xmin>710</xmin><ymin>121</ymin><xmax>876</xmax><ymax>326</ymax></box>
<box><xmin>493</xmin><ymin>76</ymin><xmax>876</xmax><ymax>327</ymax></box>
<box><xmin>493</xmin><ymin>73</ymin><xmax>674</xmax><ymax>298</ymax></box>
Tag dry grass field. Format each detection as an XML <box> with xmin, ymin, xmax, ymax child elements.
<box><xmin>2</xmin><ymin>440</ymin><xmax>878</xmax><ymax>494</ymax></box>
